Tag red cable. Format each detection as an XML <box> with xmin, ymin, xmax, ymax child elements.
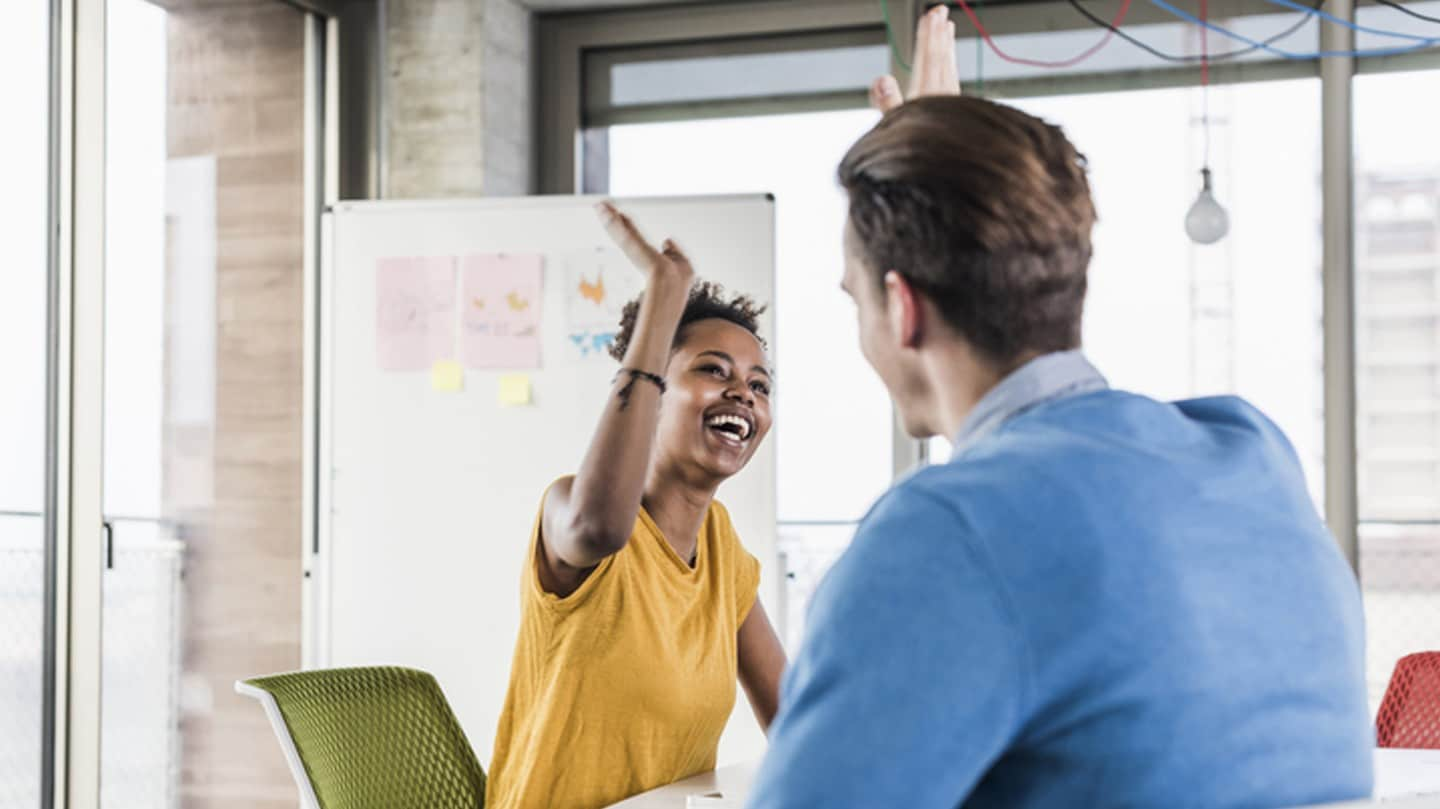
<box><xmin>950</xmin><ymin>0</ymin><xmax>1134</xmax><ymax>69</ymax></box>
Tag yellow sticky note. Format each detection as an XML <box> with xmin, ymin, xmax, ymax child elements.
<box><xmin>431</xmin><ymin>360</ymin><xmax>464</xmax><ymax>392</ymax></box>
<box><xmin>499</xmin><ymin>374</ymin><xmax>532</xmax><ymax>406</ymax></box>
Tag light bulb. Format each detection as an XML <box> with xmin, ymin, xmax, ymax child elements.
<box><xmin>1185</xmin><ymin>167</ymin><xmax>1230</xmax><ymax>245</ymax></box>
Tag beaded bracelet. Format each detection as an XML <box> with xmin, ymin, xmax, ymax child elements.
<box><xmin>613</xmin><ymin>368</ymin><xmax>666</xmax><ymax>410</ymax></box>
<box><xmin>614</xmin><ymin>368</ymin><xmax>667</xmax><ymax>393</ymax></box>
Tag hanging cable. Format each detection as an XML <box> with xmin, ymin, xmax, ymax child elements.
<box><xmin>975</xmin><ymin>0</ymin><xmax>986</xmax><ymax>93</ymax></box>
<box><xmin>882</xmin><ymin>0</ymin><xmax>913</xmax><ymax>72</ymax></box>
<box><xmin>1200</xmin><ymin>0</ymin><xmax>1211</xmax><ymax>165</ymax></box>
<box><xmin>1373</xmin><ymin>0</ymin><xmax>1440</xmax><ymax>24</ymax></box>
<box><xmin>1200</xmin><ymin>0</ymin><xmax>1210</xmax><ymax>84</ymax></box>
<box><xmin>950</xmin><ymin>0</ymin><xmax>1135</xmax><ymax>67</ymax></box>
<box><xmin>1147</xmin><ymin>0</ymin><xmax>1440</xmax><ymax>58</ymax></box>
<box><xmin>887</xmin><ymin>0</ymin><xmax>1440</xmax><ymax>75</ymax></box>
<box><xmin>1066</xmin><ymin>0</ymin><xmax>1323</xmax><ymax>62</ymax></box>
<box><xmin>884</xmin><ymin>0</ymin><xmax>1132</xmax><ymax>73</ymax></box>
<box><xmin>1259</xmin><ymin>0</ymin><xmax>1439</xmax><ymax>40</ymax></box>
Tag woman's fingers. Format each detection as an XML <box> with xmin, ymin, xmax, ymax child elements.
<box><xmin>596</xmin><ymin>202</ymin><xmax>661</xmax><ymax>272</ymax></box>
<box><xmin>597</xmin><ymin>203</ymin><xmax>695</xmax><ymax>292</ymax></box>
<box><xmin>659</xmin><ymin>238</ymin><xmax>695</xmax><ymax>279</ymax></box>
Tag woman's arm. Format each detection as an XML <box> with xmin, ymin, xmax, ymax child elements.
<box><xmin>537</xmin><ymin>204</ymin><xmax>695</xmax><ymax>597</ymax></box>
<box><xmin>738</xmin><ymin>601</ymin><xmax>788</xmax><ymax>732</ymax></box>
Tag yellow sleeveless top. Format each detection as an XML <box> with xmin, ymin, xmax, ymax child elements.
<box><xmin>485</xmin><ymin>487</ymin><xmax>761</xmax><ymax>809</ymax></box>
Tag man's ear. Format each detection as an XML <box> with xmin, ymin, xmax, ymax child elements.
<box><xmin>883</xmin><ymin>270</ymin><xmax>924</xmax><ymax>350</ymax></box>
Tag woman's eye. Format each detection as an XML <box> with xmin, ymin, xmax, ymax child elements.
<box><xmin>700</xmin><ymin>364</ymin><xmax>727</xmax><ymax>377</ymax></box>
<box><xmin>751</xmin><ymin>381</ymin><xmax>771</xmax><ymax>396</ymax></box>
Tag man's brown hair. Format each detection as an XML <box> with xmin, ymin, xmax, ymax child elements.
<box><xmin>839</xmin><ymin>95</ymin><xmax>1096</xmax><ymax>365</ymax></box>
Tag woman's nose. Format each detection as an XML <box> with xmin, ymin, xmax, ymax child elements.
<box><xmin>724</xmin><ymin>383</ymin><xmax>754</xmax><ymax>407</ymax></box>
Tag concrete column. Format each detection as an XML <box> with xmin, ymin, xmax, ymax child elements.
<box><xmin>382</xmin><ymin>0</ymin><xmax>534</xmax><ymax>198</ymax></box>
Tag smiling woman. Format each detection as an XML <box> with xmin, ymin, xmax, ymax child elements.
<box><xmin>483</xmin><ymin>204</ymin><xmax>787</xmax><ymax>809</ymax></box>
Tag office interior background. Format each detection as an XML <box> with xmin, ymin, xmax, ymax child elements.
<box><xmin>1</xmin><ymin>0</ymin><xmax>1438</xmax><ymax>806</ymax></box>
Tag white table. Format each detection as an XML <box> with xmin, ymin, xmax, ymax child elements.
<box><xmin>606</xmin><ymin>762</ymin><xmax>757</xmax><ymax>808</ymax></box>
<box><xmin>1373</xmin><ymin>748</ymin><xmax>1440</xmax><ymax>801</ymax></box>
<box><xmin>605</xmin><ymin>749</ymin><xmax>1440</xmax><ymax>808</ymax></box>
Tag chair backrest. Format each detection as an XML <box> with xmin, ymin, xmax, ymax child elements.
<box><xmin>236</xmin><ymin>666</ymin><xmax>486</xmax><ymax>809</ymax></box>
<box><xmin>1376</xmin><ymin>652</ymin><xmax>1440</xmax><ymax>749</ymax></box>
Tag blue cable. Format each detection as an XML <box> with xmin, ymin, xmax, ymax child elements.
<box><xmin>1145</xmin><ymin>0</ymin><xmax>1440</xmax><ymax>58</ymax></box>
<box><xmin>1260</xmin><ymin>0</ymin><xmax>1437</xmax><ymax>41</ymax></box>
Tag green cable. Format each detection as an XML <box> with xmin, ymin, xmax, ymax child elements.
<box><xmin>882</xmin><ymin>0</ymin><xmax>914</xmax><ymax>73</ymax></box>
<box><xmin>974</xmin><ymin>0</ymin><xmax>984</xmax><ymax>94</ymax></box>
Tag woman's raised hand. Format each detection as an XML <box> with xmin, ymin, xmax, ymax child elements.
<box><xmin>596</xmin><ymin>202</ymin><xmax>695</xmax><ymax>301</ymax></box>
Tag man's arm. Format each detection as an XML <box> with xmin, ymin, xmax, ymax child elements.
<box><xmin>746</xmin><ymin>486</ymin><xmax>1028</xmax><ymax>809</ymax></box>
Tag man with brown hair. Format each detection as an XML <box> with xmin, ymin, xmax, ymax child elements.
<box><xmin>745</xmin><ymin>8</ymin><xmax>1372</xmax><ymax>808</ymax></box>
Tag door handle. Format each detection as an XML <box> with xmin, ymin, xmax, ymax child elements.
<box><xmin>102</xmin><ymin>520</ymin><xmax>114</xmax><ymax>570</ymax></box>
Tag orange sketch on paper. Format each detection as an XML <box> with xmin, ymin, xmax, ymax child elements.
<box><xmin>563</xmin><ymin>250</ymin><xmax>641</xmax><ymax>343</ymax></box>
<box><xmin>461</xmin><ymin>253</ymin><xmax>543</xmax><ymax>370</ymax></box>
<box><xmin>578</xmin><ymin>274</ymin><xmax>606</xmax><ymax>305</ymax></box>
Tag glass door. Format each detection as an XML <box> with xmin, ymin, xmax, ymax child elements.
<box><xmin>0</xmin><ymin>3</ymin><xmax>55</xmax><ymax>807</ymax></box>
<box><xmin>101</xmin><ymin>1</ymin><xmax>313</xmax><ymax>806</ymax></box>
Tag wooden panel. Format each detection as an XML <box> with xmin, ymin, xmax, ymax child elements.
<box><xmin>164</xmin><ymin>2</ymin><xmax>307</xmax><ymax>806</ymax></box>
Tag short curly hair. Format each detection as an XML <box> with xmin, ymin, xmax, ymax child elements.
<box><xmin>608</xmin><ymin>280</ymin><xmax>767</xmax><ymax>363</ymax></box>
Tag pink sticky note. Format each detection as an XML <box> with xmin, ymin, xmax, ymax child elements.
<box><xmin>376</xmin><ymin>256</ymin><xmax>456</xmax><ymax>371</ymax></box>
<box><xmin>461</xmin><ymin>253</ymin><xmax>543</xmax><ymax>370</ymax></box>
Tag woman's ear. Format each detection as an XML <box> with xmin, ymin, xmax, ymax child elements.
<box><xmin>883</xmin><ymin>271</ymin><xmax>924</xmax><ymax>350</ymax></box>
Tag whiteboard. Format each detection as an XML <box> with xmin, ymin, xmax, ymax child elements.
<box><xmin>314</xmin><ymin>195</ymin><xmax>777</xmax><ymax>768</ymax></box>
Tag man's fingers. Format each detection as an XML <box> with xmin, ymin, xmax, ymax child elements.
<box><xmin>941</xmin><ymin>20</ymin><xmax>961</xmax><ymax>95</ymax></box>
<box><xmin>870</xmin><ymin>76</ymin><xmax>903</xmax><ymax>113</ymax></box>
<box><xmin>907</xmin><ymin>11</ymin><xmax>932</xmax><ymax>98</ymax></box>
<box><xmin>927</xmin><ymin>8</ymin><xmax>950</xmax><ymax>95</ymax></box>
<box><xmin>907</xmin><ymin>5</ymin><xmax>939</xmax><ymax>96</ymax></box>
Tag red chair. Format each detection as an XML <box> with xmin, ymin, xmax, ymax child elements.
<box><xmin>1376</xmin><ymin>652</ymin><xmax>1440</xmax><ymax>748</ymax></box>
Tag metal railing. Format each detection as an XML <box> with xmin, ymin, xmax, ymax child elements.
<box><xmin>0</xmin><ymin>510</ymin><xmax>182</xmax><ymax>809</ymax></box>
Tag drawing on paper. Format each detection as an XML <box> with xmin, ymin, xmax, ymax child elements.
<box><xmin>461</xmin><ymin>253</ymin><xmax>544</xmax><ymax>370</ymax></box>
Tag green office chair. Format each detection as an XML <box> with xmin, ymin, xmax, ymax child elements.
<box><xmin>236</xmin><ymin>666</ymin><xmax>486</xmax><ymax>809</ymax></box>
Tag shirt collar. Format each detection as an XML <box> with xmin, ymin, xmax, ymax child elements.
<box><xmin>950</xmin><ymin>350</ymin><xmax>1109</xmax><ymax>459</ymax></box>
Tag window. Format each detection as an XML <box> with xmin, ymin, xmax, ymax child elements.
<box><xmin>1353</xmin><ymin>67</ymin><xmax>1440</xmax><ymax>711</ymax></box>
<box><xmin>561</xmin><ymin>0</ymin><xmax>1440</xmax><ymax>664</ymax></box>
<box><xmin>930</xmin><ymin>80</ymin><xmax>1327</xmax><ymax>514</ymax></box>
<box><xmin>0</xmin><ymin>2</ymin><xmax>51</xmax><ymax>804</ymax></box>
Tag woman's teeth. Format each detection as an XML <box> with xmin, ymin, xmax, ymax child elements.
<box><xmin>705</xmin><ymin>414</ymin><xmax>751</xmax><ymax>440</ymax></box>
